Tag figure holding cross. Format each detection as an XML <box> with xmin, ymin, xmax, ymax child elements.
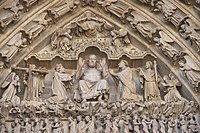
<box><xmin>12</xmin><ymin>64</ymin><xmax>48</xmax><ymax>102</ymax></box>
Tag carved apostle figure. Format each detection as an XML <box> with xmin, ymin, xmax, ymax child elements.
<box><xmin>110</xmin><ymin>60</ymin><xmax>142</xmax><ymax>101</ymax></box>
<box><xmin>139</xmin><ymin>61</ymin><xmax>161</xmax><ymax>101</ymax></box>
<box><xmin>0</xmin><ymin>72</ymin><xmax>21</xmax><ymax>105</ymax></box>
<box><xmin>45</xmin><ymin>63</ymin><xmax>72</xmax><ymax>103</ymax></box>
<box><xmin>0</xmin><ymin>32</ymin><xmax>27</xmax><ymax>62</ymax></box>
<box><xmin>76</xmin><ymin>54</ymin><xmax>109</xmax><ymax>101</ymax></box>
<box><xmin>162</xmin><ymin>74</ymin><xmax>187</xmax><ymax>102</ymax></box>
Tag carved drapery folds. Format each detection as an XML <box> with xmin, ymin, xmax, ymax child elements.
<box><xmin>25</xmin><ymin>11</ymin><xmax>150</xmax><ymax>60</ymax></box>
<box><xmin>0</xmin><ymin>0</ymin><xmax>199</xmax><ymax>132</ymax></box>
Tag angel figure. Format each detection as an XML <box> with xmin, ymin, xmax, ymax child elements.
<box><xmin>21</xmin><ymin>13</ymin><xmax>51</xmax><ymax>41</ymax></box>
<box><xmin>97</xmin><ymin>0</ymin><xmax>132</xmax><ymax>21</ymax></box>
<box><xmin>179</xmin><ymin>55</ymin><xmax>200</xmax><ymax>90</ymax></box>
<box><xmin>51</xmin><ymin>29</ymin><xmax>73</xmax><ymax>53</ymax></box>
<box><xmin>127</xmin><ymin>11</ymin><xmax>159</xmax><ymax>41</ymax></box>
<box><xmin>0</xmin><ymin>32</ymin><xmax>28</xmax><ymax>62</ymax></box>
<box><xmin>153</xmin><ymin>31</ymin><xmax>181</xmax><ymax>62</ymax></box>
<box><xmin>47</xmin><ymin>0</ymin><xmax>79</xmax><ymax>21</ymax></box>
<box><xmin>154</xmin><ymin>0</ymin><xmax>183</xmax><ymax>27</ymax></box>
<box><xmin>110</xmin><ymin>29</ymin><xmax>131</xmax><ymax>54</ymax></box>
<box><xmin>161</xmin><ymin>74</ymin><xmax>187</xmax><ymax>102</ymax></box>
<box><xmin>0</xmin><ymin>0</ymin><xmax>23</xmax><ymax>32</ymax></box>
<box><xmin>0</xmin><ymin>72</ymin><xmax>21</xmax><ymax>105</ymax></box>
<box><xmin>179</xmin><ymin>21</ymin><xmax>200</xmax><ymax>52</ymax></box>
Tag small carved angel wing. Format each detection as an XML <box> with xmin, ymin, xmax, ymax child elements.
<box><xmin>159</xmin><ymin>31</ymin><xmax>174</xmax><ymax>43</ymax></box>
<box><xmin>184</xmin><ymin>55</ymin><xmax>200</xmax><ymax>71</ymax></box>
<box><xmin>7</xmin><ymin>33</ymin><xmax>22</xmax><ymax>46</ymax></box>
<box><xmin>1</xmin><ymin>72</ymin><xmax>16</xmax><ymax>88</ymax></box>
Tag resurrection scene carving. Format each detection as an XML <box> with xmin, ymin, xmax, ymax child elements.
<box><xmin>0</xmin><ymin>0</ymin><xmax>199</xmax><ymax>132</ymax></box>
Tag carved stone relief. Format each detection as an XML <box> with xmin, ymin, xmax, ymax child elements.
<box><xmin>0</xmin><ymin>0</ymin><xmax>199</xmax><ymax>133</ymax></box>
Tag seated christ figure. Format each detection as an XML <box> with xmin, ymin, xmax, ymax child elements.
<box><xmin>76</xmin><ymin>54</ymin><xmax>109</xmax><ymax>101</ymax></box>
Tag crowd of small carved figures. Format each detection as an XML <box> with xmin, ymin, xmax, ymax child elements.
<box><xmin>0</xmin><ymin>100</ymin><xmax>199</xmax><ymax>133</ymax></box>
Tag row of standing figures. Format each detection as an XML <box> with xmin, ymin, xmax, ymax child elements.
<box><xmin>0</xmin><ymin>55</ymin><xmax>191</xmax><ymax>105</ymax></box>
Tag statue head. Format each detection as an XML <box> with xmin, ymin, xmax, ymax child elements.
<box><xmin>88</xmin><ymin>54</ymin><xmax>98</xmax><ymax>68</ymax></box>
<box><xmin>118</xmin><ymin>60</ymin><xmax>129</xmax><ymax>69</ymax></box>
<box><xmin>106</xmin><ymin>114</ymin><xmax>112</xmax><ymax>120</ymax></box>
<box><xmin>145</xmin><ymin>61</ymin><xmax>153</xmax><ymax>69</ymax></box>
<box><xmin>55</xmin><ymin>63</ymin><xmax>65</xmax><ymax>72</ymax></box>
<box><xmin>14</xmin><ymin>118</ymin><xmax>19</xmax><ymax>123</ymax></box>
<box><xmin>163</xmin><ymin>75</ymin><xmax>169</xmax><ymax>82</ymax></box>
<box><xmin>85</xmin><ymin>116</ymin><xmax>90</xmax><ymax>122</ymax></box>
